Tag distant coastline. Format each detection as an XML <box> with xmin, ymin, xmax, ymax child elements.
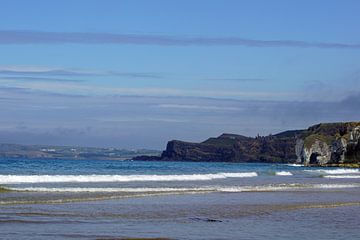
<box><xmin>1</xmin><ymin>122</ymin><xmax>359</xmax><ymax>167</ymax></box>
<box><xmin>134</xmin><ymin>122</ymin><xmax>360</xmax><ymax>167</ymax></box>
<box><xmin>0</xmin><ymin>143</ymin><xmax>160</xmax><ymax>161</ymax></box>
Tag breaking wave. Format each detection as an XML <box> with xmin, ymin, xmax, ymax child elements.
<box><xmin>8</xmin><ymin>183</ymin><xmax>360</xmax><ymax>193</ymax></box>
<box><xmin>0</xmin><ymin>172</ymin><xmax>258</xmax><ymax>184</ymax></box>
<box><xmin>9</xmin><ymin>187</ymin><xmax>211</xmax><ymax>193</ymax></box>
<box><xmin>305</xmin><ymin>169</ymin><xmax>359</xmax><ymax>175</ymax></box>
<box><xmin>286</xmin><ymin>164</ymin><xmax>304</xmax><ymax>167</ymax></box>
<box><xmin>275</xmin><ymin>171</ymin><xmax>293</xmax><ymax>176</ymax></box>
<box><xmin>323</xmin><ymin>175</ymin><xmax>360</xmax><ymax>179</ymax></box>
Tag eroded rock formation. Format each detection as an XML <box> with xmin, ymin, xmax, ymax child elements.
<box><xmin>296</xmin><ymin>123</ymin><xmax>360</xmax><ymax>165</ymax></box>
<box><xmin>134</xmin><ymin>122</ymin><xmax>360</xmax><ymax>166</ymax></box>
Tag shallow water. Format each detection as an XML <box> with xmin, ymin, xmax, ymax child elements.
<box><xmin>0</xmin><ymin>158</ymin><xmax>359</xmax><ymax>239</ymax></box>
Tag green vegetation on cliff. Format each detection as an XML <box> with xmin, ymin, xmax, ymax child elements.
<box><xmin>144</xmin><ymin>130</ymin><xmax>302</xmax><ymax>163</ymax></box>
<box><xmin>302</xmin><ymin>122</ymin><xmax>360</xmax><ymax>149</ymax></box>
<box><xmin>303</xmin><ymin>134</ymin><xmax>333</xmax><ymax>150</ymax></box>
<box><xmin>134</xmin><ymin>121</ymin><xmax>360</xmax><ymax>165</ymax></box>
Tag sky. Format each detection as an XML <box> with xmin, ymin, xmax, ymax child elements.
<box><xmin>0</xmin><ymin>0</ymin><xmax>360</xmax><ymax>149</ymax></box>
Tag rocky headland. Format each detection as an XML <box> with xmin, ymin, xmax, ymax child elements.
<box><xmin>134</xmin><ymin>122</ymin><xmax>360</xmax><ymax>166</ymax></box>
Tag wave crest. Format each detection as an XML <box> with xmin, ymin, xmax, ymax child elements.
<box><xmin>305</xmin><ymin>169</ymin><xmax>359</xmax><ymax>175</ymax></box>
<box><xmin>9</xmin><ymin>183</ymin><xmax>360</xmax><ymax>193</ymax></box>
<box><xmin>275</xmin><ymin>171</ymin><xmax>293</xmax><ymax>176</ymax></box>
<box><xmin>323</xmin><ymin>175</ymin><xmax>360</xmax><ymax>179</ymax></box>
<box><xmin>0</xmin><ymin>172</ymin><xmax>258</xmax><ymax>184</ymax></box>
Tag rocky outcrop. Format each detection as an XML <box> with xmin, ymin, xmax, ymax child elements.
<box><xmin>345</xmin><ymin>126</ymin><xmax>360</xmax><ymax>162</ymax></box>
<box><xmin>296</xmin><ymin>123</ymin><xmax>360</xmax><ymax>166</ymax></box>
<box><xmin>134</xmin><ymin>122</ymin><xmax>360</xmax><ymax>166</ymax></box>
<box><xmin>157</xmin><ymin>132</ymin><xmax>303</xmax><ymax>163</ymax></box>
<box><xmin>135</xmin><ymin>131</ymin><xmax>303</xmax><ymax>163</ymax></box>
<box><xmin>297</xmin><ymin>139</ymin><xmax>332</xmax><ymax>165</ymax></box>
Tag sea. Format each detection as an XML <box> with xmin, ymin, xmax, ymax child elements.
<box><xmin>0</xmin><ymin>158</ymin><xmax>359</xmax><ymax>240</ymax></box>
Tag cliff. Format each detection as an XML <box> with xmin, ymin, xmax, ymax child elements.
<box><xmin>296</xmin><ymin>122</ymin><xmax>360</xmax><ymax>166</ymax></box>
<box><xmin>134</xmin><ymin>122</ymin><xmax>360</xmax><ymax>166</ymax></box>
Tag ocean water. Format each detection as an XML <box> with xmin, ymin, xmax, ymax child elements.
<box><xmin>0</xmin><ymin>158</ymin><xmax>359</xmax><ymax>239</ymax></box>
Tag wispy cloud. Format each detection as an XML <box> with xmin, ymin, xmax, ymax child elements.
<box><xmin>0</xmin><ymin>79</ymin><xmax>299</xmax><ymax>101</ymax></box>
<box><xmin>205</xmin><ymin>78</ymin><xmax>267</xmax><ymax>82</ymax></box>
<box><xmin>1</xmin><ymin>90</ymin><xmax>359</xmax><ymax>148</ymax></box>
<box><xmin>2</xmin><ymin>76</ymin><xmax>356</xmax><ymax>102</ymax></box>
<box><xmin>0</xmin><ymin>65</ymin><xmax>161</xmax><ymax>79</ymax></box>
<box><xmin>156</xmin><ymin>104</ymin><xmax>243</xmax><ymax>112</ymax></box>
<box><xmin>0</xmin><ymin>76</ymin><xmax>84</xmax><ymax>83</ymax></box>
<box><xmin>1</xmin><ymin>30</ymin><xmax>360</xmax><ymax>49</ymax></box>
<box><xmin>96</xmin><ymin>117</ymin><xmax>189</xmax><ymax>124</ymax></box>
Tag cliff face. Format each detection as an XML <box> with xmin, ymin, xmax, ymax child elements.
<box><xmin>296</xmin><ymin>122</ymin><xmax>360</xmax><ymax>165</ymax></box>
<box><xmin>134</xmin><ymin>122</ymin><xmax>360</xmax><ymax>165</ymax></box>
<box><xmin>160</xmin><ymin>132</ymin><xmax>302</xmax><ymax>163</ymax></box>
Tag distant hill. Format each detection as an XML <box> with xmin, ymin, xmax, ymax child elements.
<box><xmin>0</xmin><ymin>143</ymin><xmax>160</xmax><ymax>160</ymax></box>
<box><xmin>134</xmin><ymin>122</ymin><xmax>360</xmax><ymax>167</ymax></box>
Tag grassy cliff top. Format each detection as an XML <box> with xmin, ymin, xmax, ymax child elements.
<box><xmin>302</xmin><ymin>122</ymin><xmax>360</xmax><ymax>149</ymax></box>
<box><xmin>199</xmin><ymin>122</ymin><xmax>360</xmax><ymax>149</ymax></box>
<box><xmin>306</xmin><ymin>122</ymin><xmax>360</xmax><ymax>136</ymax></box>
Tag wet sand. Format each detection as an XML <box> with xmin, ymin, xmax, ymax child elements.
<box><xmin>1</xmin><ymin>190</ymin><xmax>360</xmax><ymax>240</ymax></box>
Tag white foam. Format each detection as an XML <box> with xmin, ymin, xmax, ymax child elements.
<box><xmin>10</xmin><ymin>183</ymin><xmax>359</xmax><ymax>193</ymax></box>
<box><xmin>217</xmin><ymin>186</ymin><xmax>292</xmax><ymax>192</ymax></box>
<box><xmin>275</xmin><ymin>171</ymin><xmax>293</xmax><ymax>176</ymax></box>
<box><xmin>10</xmin><ymin>187</ymin><xmax>212</xmax><ymax>193</ymax></box>
<box><xmin>286</xmin><ymin>164</ymin><xmax>304</xmax><ymax>167</ymax></box>
<box><xmin>218</xmin><ymin>183</ymin><xmax>360</xmax><ymax>192</ymax></box>
<box><xmin>0</xmin><ymin>172</ymin><xmax>258</xmax><ymax>184</ymax></box>
<box><xmin>311</xmin><ymin>184</ymin><xmax>360</xmax><ymax>189</ymax></box>
<box><xmin>322</xmin><ymin>169</ymin><xmax>359</xmax><ymax>174</ymax></box>
<box><xmin>305</xmin><ymin>169</ymin><xmax>359</xmax><ymax>175</ymax></box>
<box><xmin>323</xmin><ymin>175</ymin><xmax>360</xmax><ymax>179</ymax></box>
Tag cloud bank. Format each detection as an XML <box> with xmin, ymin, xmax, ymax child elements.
<box><xmin>0</xmin><ymin>89</ymin><xmax>359</xmax><ymax>149</ymax></box>
<box><xmin>1</xmin><ymin>30</ymin><xmax>360</xmax><ymax>49</ymax></box>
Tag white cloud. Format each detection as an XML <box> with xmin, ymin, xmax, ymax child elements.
<box><xmin>156</xmin><ymin>104</ymin><xmax>243</xmax><ymax>112</ymax></box>
<box><xmin>94</xmin><ymin>117</ymin><xmax>188</xmax><ymax>124</ymax></box>
<box><xmin>0</xmin><ymin>65</ymin><xmax>58</xmax><ymax>72</ymax></box>
<box><xmin>0</xmin><ymin>79</ymin><xmax>298</xmax><ymax>101</ymax></box>
<box><xmin>0</xmin><ymin>65</ymin><xmax>161</xmax><ymax>78</ymax></box>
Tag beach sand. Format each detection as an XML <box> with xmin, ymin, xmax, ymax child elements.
<box><xmin>1</xmin><ymin>190</ymin><xmax>359</xmax><ymax>240</ymax></box>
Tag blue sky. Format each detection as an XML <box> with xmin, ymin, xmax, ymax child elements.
<box><xmin>0</xmin><ymin>0</ymin><xmax>360</xmax><ymax>149</ymax></box>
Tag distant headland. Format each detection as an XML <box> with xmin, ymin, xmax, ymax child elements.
<box><xmin>0</xmin><ymin>144</ymin><xmax>160</xmax><ymax>161</ymax></box>
<box><xmin>134</xmin><ymin>122</ymin><xmax>360</xmax><ymax>167</ymax></box>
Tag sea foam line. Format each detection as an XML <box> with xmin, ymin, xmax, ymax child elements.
<box><xmin>286</xmin><ymin>164</ymin><xmax>304</xmax><ymax>167</ymax></box>
<box><xmin>323</xmin><ymin>175</ymin><xmax>360</xmax><ymax>179</ymax></box>
<box><xmin>0</xmin><ymin>172</ymin><xmax>257</xmax><ymax>184</ymax></box>
<box><xmin>275</xmin><ymin>171</ymin><xmax>293</xmax><ymax>176</ymax></box>
<box><xmin>218</xmin><ymin>184</ymin><xmax>360</xmax><ymax>192</ymax></box>
<box><xmin>9</xmin><ymin>187</ymin><xmax>211</xmax><ymax>193</ymax></box>
<box><xmin>305</xmin><ymin>169</ymin><xmax>359</xmax><ymax>175</ymax></box>
<box><xmin>9</xmin><ymin>183</ymin><xmax>360</xmax><ymax>193</ymax></box>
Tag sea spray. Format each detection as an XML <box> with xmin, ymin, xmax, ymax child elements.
<box><xmin>0</xmin><ymin>172</ymin><xmax>258</xmax><ymax>184</ymax></box>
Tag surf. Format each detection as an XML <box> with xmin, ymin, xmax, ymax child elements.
<box><xmin>8</xmin><ymin>183</ymin><xmax>360</xmax><ymax>193</ymax></box>
<box><xmin>305</xmin><ymin>169</ymin><xmax>359</xmax><ymax>175</ymax></box>
<box><xmin>0</xmin><ymin>172</ymin><xmax>258</xmax><ymax>184</ymax></box>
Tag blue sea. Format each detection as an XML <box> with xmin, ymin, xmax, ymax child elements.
<box><xmin>0</xmin><ymin>158</ymin><xmax>359</xmax><ymax>239</ymax></box>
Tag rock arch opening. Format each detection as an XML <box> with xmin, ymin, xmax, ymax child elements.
<box><xmin>309</xmin><ymin>152</ymin><xmax>320</xmax><ymax>164</ymax></box>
